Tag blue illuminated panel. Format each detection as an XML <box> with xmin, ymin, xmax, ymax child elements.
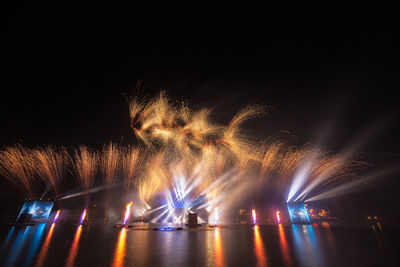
<box><xmin>18</xmin><ymin>201</ymin><xmax>54</xmax><ymax>221</ymax></box>
<box><xmin>18</xmin><ymin>201</ymin><xmax>35</xmax><ymax>218</ymax></box>
<box><xmin>287</xmin><ymin>202</ymin><xmax>311</xmax><ymax>224</ymax></box>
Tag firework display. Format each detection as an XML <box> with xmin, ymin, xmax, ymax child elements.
<box><xmin>0</xmin><ymin>91</ymin><xmax>369</xmax><ymax>225</ymax></box>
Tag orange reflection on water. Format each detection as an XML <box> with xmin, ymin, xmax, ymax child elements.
<box><xmin>278</xmin><ymin>224</ymin><xmax>292</xmax><ymax>266</ymax></box>
<box><xmin>65</xmin><ymin>225</ymin><xmax>83</xmax><ymax>267</ymax></box>
<box><xmin>254</xmin><ymin>225</ymin><xmax>267</xmax><ymax>267</ymax></box>
<box><xmin>34</xmin><ymin>223</ymin><xmax>56</xmax><ymax>267</ymax></box>
<box><xmin>214</xmin><ymin>228</ymin><xmax>225</xmax><ymax>267</ymax></box>
<box><xmin>321</xmin><ymin>222</ymin><xmax>330</xmax><ymax>228</ymax></box>
<box><xmin>112</xmin><ymin>228</ymin><xmax>127</xmax><ymax>267</ymax></box>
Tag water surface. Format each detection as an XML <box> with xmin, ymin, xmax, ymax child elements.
<box><xmin>0</xmin><ymin>223</ymin><xmax>398</xmax><ymax>266</ymax></box>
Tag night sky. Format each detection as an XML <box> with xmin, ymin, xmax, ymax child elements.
<box><xmin>1</xmin><ymin>3</ymin><xmax>400</xmax><ymax>217</ymax></box>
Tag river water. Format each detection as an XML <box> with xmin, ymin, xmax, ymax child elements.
<box><xmin>0</xmin><ymin>223</ymin><xmax>398</xmax><ymax>267</ymax></box>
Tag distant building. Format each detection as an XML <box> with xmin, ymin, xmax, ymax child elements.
<box><xmin>236</xmin><ymin>208</ymin><xmax>252</xmax><ymax>224</ymax></box>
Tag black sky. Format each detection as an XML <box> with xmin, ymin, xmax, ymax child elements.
<box><xmin>1</xmin><ymin>3</ymin><xmax>399</xmax><ymax>156</ymax></box>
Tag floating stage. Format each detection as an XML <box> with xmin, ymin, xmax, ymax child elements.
<box><xmin>287</xmin><ymin>202</ymin><xmax>311</xmax><ymax>224</ymax></box>
<box><xmin>10</xmin><ymin>199</ymin><xmax>54</xmax><ymax>226</ymax></box>
<box><xmin>184</xmin><ymin>213</ymin><xmax>202</xmax><ymax>228</ymax></box>
<box><xmin>153</xmin><ymin>227</ymin><xmax>183</xmax><ymax>231</ymax></box>
<box><xmin>114</xmin><ymin>224</ymin><xmax>134</xmax><ymax>228</ymax></box>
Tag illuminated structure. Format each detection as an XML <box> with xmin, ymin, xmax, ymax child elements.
<box><xmin>16</xmin><ymin>200</ymin><xmax>54</xmax><ymax>224</ymax></box>
<box><xmin>252</xmin><ymin>209</ymin><xmax>257</xmax><ymax>225</ymax></box>
<box><xmin>122</xmin><ymin>202</ymin><xmax>133</xmax><ymax>226</ymax></box>
<box><xmin>276</xmin><ymin>210</ymin><xmax>281</xmax><ymax>224</ymax></box>
<box><xmin>79</xmin><ymin>209</ymin><xmax>87</xmax><ymax>224</ymax></box>
<box><xmin>237</xmin><ymin>209</ymin><xmax>251</xmax><ymax>224</ymax></box>
<box><xmin>53</xmin><ymin>210</ymin><xmax>61</xmax><ymax>223</ymax></box>
<box><xmin>287</xmin><ymin>203</ymin><xmax>311</xmax><ymax>224</ymax></box>
<box><xmin>208</xmin><ymin>208</ymin><xmax>219</xmax><ymax>227</ymax></box>
<box><xmin>187</xmin><ymin>213</ymin><xmax>200</xmax><ymax>228</ymax></box>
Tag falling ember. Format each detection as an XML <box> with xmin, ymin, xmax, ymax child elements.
<box><xmin>53</xmin><ymin>210</ymin><xmax>60</xmax><ymax>223</ymax></box>
<box><xmin>276</xmin><ymin>210</ymin><xmax>281</xmax><ymax>224</ymax></box>
<box><xmin>123</xmin><ymin>202</ymin><xmax>133</xmax><ymax>226</ymax></box>
<box><xmin>0</xmin><ymin>144</ymin><xmax>36</xmax><ymax>197</ymax></box>
<box><xmin>252</xmin><ymin>209</ymin><xmax>257</xmax><ymax>225</ymax></box>
<box><xmin>72</xmin><ymin>146</ymin><xmax>97</xmax><ymax>200</ymax></box>
<box><xmin>33</xmin><ymin>146</ymin><xmax>68</xmax><ymax>200</ymax></box>
<box><xmin>80</xmin><ymin>209</ymin><xmax>87</xmax><ymax>224</ymax></box>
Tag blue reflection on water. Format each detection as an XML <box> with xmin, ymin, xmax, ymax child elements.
<box><xmin>306</xmin><ymin>225</ymin><xmax>317</xmax><ymax>244</ymax></box>
<box><xmin>0</xmin><ymin>224</ymin><xmax>47</xmax><ymax>267</ymax></box>
<box><xmin>22</xmin><ymin>223</ymin><xmax>46</xmax><ymax>267</ymax></box>
<box><xmin>0</xmin><ymin>226</ymin><xmax>15</xmax><ymax>257</ymax></box>
<box><xmin>291</xmin><ymin>224</ymin><xmax>324</xmax><ymax>267</ymax></box>
<box><xmin>2</xmin><ymin>226</ymin><xmax>32</xmax><ymax>267</ymax></box>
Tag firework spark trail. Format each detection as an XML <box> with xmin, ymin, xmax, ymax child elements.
<box><xmin>220</xmin><ymin>105</ymin><xmax>265</xmax><ymax>161</ymax></box>
<box><xmin>262</xmin><ymin>141</ymin><xmax>364</xmax><ymax>202</ymax></box>
<box><xmin>72</xmin><ymin>146</ymin><xmax>97</xmax><ymax>203</ymax></box>
<box><xmin>121</xmin><ymin>146</ymin><xmax>143</xmax><ymax>190</ymax></box>
<box><xmin>0</xmin><ymin>90</ymin><xmax>372</xmax><ymax>223</ymax></box>
<box><xmin>285</xmin><ymin>148</ymin><xmax>369</xmax><ymax>202</ymax></box>
<box><xmin>0</xmin><ymin>144</ymin><xmax>37</xmax><ymax>197</ymax></box>
<box><xmin>127</xmin><ymin>92</ymin><xmax>268</xmax><ymax>204</ymax></box>
<box><xmin>292</xmin><ymin>155</ymin><xmax>358</xmax><ymax>201</ymax></box>
<box><xmin>101</xmin><ymin>142</ymin><xmax>121</xmax><ymax>187</ymax></box>
<box><xmin>305</xmin><ymin>166</ymin><xmax>398</xmax><ymax>202</ymax></box>
<box><xmin>59</xmin><ymin>185</ymin><xmax>108</xmax><ymax>200</ymax></box>
<box><xmin>33</xmin><ymin>146</ymin><xmax>68</xmax><ymax>199</ymax></box>
<box><xmin>135</xmin><ymin>152</ymin><xmax>167</xmax><ymax>205</ymax></box>
<box><xmin>259</xmin><ymin>141</ymin><xmax>285</xmax><ymax>180</ymax></box>
<box><xmin>127</xmin><ymin>91</ymin><xmax>370</xmax><ymax>222</ymax></box>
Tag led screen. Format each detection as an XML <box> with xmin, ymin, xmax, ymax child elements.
<box><xmin>18</xmin><ymin>200</ymin><xmax>54</xmax><ymax>221</ymax></box>
<box><xmin>287</xmin><ymin>202</ymin><xmax>311</xmax><ymax>224</ymax></box>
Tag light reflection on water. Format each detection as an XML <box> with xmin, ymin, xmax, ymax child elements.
<box><xmin>253</xmin><ymin>226</ymin><xmax>267</xmax><ymax>267</ymax></box>
<box><xmin>2</xmin><ymin>225</ymin><xmax>32</xmax><ymax>267</ymax></box>
<box><xmin>35</xmin><ymin>223</ymin><xmax>56</xmax><ymax>267</ymax></box>
<box><xmin>0</xmin><ymin>226</ymin><xmax>15</xmax><ymax>259</ymax></box>
<box><xmin>370</xmin><ymin>222</ymin><xmax>391</xmax><ymax>254</ymax></box>
<box><xmin>126</xmin><ymin>228</ymin><xmax>149</xmax><ymax>265</ymax></box>
<box><xmin>65</xmin><ymin>225</ymin><xmax>83</xmax><ymax>267</ymax></box>
<box><xmin>0</xmin><ymin>223</ymin><xmax>397</xmax><ymax>267</ymax></box>
<box><xmin>278</xmin><ymin>224</ymin><xmax>292</xmax><ymax>266</ymax></box>
<box><xmin>291</xmin><ymin>224</ymin><xmax>326</xmax><ymax>267</ymax></box>
<box><xmin>214</xmin><ymin>227</ymin><xmax>225</xmax><ymax>267</ymax></box>
<box><xmin>22</xmin><ymin>223</ymin><xmax>45</xmax><ymax>267</ymax></box>
<box><xmin>111</xmin><ymin>228</ymin><xmax>126</xmax><ymax>267</ymax></box>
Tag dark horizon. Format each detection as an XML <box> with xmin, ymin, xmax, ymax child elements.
<box><xmin>1</xmin><ymin>3</ymin><xmax>399</xmax><ymax>152</ymax></box>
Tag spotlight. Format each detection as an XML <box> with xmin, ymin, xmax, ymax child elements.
<box><xmin>252</xmin><ymin>209</ymin><xmax>257</xmax><ymax>225</ymax></box>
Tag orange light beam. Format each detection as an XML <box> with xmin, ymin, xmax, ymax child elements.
<box><xmin>65</xmin><ymin>225</ymin><xmax>83</xmax><ymax>267</ymax></box>
<box><xmin>214</xmin><ymin>228</ymin><xmax>225</xmax><ymax>267</ymax></box>
<box><xmin>34</xmin><ymin>223</ymin><xmax>56</xmax><ymax>267</ymax></box>
<box><xmin>254</xmin><ymin>225</ymin><xmax>268</xmax><ymax>267</ymax></box>
<box><xmin>112</xmin><ymin>228</ymin><xmax>127</xmax><ymax>267</ymax></box>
